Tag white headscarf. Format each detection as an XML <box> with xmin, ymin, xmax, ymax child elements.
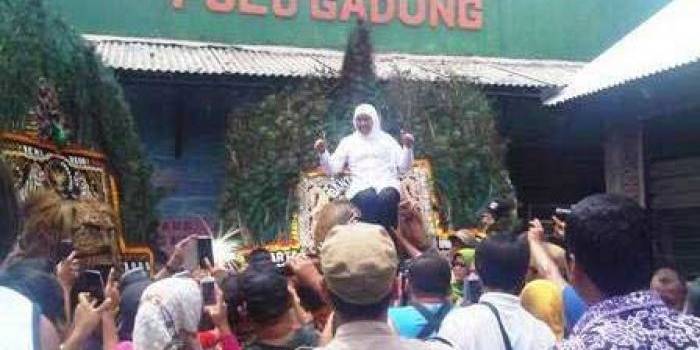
<box><xmin>351</xmin><ymin>104</ymin><xmax>397</xmax><ymax>147</ymax></box>
<box><xmin>133</xmin><ymin>277</ymin><xmax>203</xmax><ymax>350</ymax></box>
<box><xmin>323</xmin><ymin>103</ymin><xmax>410</xmax><ymax>198</ymax></box>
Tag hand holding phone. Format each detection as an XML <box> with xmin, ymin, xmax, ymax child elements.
<box><xmin>197</xmin><ymin>236</ymin><xmax>214</xmax><ymax>270</ymax></box>
<box><xmin>203</xmin><ymin>282</ymin><xmax>229</xmax><ymax>330</ymax></box>
<box><xmin>175</xmin><ymin>235</ymin><xmax>214</xmax><ymax>273</ymax></box>
<box><xmin>201</xmin><ymin>276</ymin><xmax>216</xmax><ymax>306</ymax></box>
<box><xmin>76</xmin><ymin>270</ymin><xmax>105</xmax><ymax>302</ymax></box>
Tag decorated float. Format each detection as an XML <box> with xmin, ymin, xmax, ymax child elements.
<box><xmin>241</xmin><ymin>159</ymin><xmax>450</xmax><ymax>266</ymax></box>
<box><xmin>0</xmin><ymin>79</ymin><xmax>154</xmax><ymax>271</ymax></box>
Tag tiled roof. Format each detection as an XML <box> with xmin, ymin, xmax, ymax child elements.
<box><xmin>546</xmin><ymin>0</ymin><xmax>700</xmax><ymax>105</ymax></box>
<box><xmin>85</xmin><ymin>34</ymin><xmax>582</xmax><ymax>88</ymax></box>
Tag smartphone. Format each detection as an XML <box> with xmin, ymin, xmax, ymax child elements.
<box><xmin>201</xmin><ymin>276</ymin><xmax>216</xmax><ymax>306</ymax></box>
<box><xmin>75</xmin><ymin>269</ymin><xmax>105</xmax><ymax>302</ymax></box>
<box><xmin>181</xmin><ymin>238</ymin><xmax>198</xmax><ymax>272</ymax></box>
<box><xmin>197</xmin><ymin>236</ymin><xmax>214</xmax><ymax>269</ymax></box>
<box><xmin>57</xmin><ymin>239</ymin><xmax>74</xmax><ymax>262</ymax></box>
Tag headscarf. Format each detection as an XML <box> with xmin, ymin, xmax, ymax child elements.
<box><xmin>450</xmin><ymin>248</ymin><xmax>475</xmax><ymax>303</ymax></box>
<box><xmin>520</xmin><ymin>279</ymin><xmax>564</xmax><ymax>340</ymax></box>
<box><xmin>457</xmin><ymin>248</ymin><xmax>475</xmax><ymax>267</ymax></box>
<box><xmin>352</xmin><ymin>104</ymin><xmax>382</xmax><ymax>138</ymax></box>
<box><xmin>351</xmin><ymin>104</ymin><xmax>399</xmax><ymax>150</ymax></box>
<box><xmin>133</xmin><ymin>277</ymin><xmax>202</xmax><ymax>350</ymax></box>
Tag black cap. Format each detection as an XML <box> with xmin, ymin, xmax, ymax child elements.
<box><xmin>482</xmin><ymin>199</ymin><xmax>514</xmax><ymax>220</ymax></box>
<box><xmin>241</xmin><ymin>268</ymin><xmax>290</xmax><ymax>324</ymax></box>
<box><xmin>118</xmin><ymin>279</ymin><xmax>151</xmax><ymax>341</ymax></box>
<box><xmin>119</xmin><ymin>267</ymin><xmax>150</xmax><ymax>293</ymax></box>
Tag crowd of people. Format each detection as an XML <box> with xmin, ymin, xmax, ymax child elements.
<box><xmin>2</xmin><ymin>104</ymin><xmax>700</xmax><ymax>350</ymax></box>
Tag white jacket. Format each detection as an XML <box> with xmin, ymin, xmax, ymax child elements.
<box><xmin>319</xmin><ymin>104</ymin><xmax>413</xmax><ymax>199</ymax></box>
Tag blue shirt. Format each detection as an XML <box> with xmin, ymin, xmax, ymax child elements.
<box><xmin>388</xmin><ymin>303</ymin><xmax>448</xmax><ymax>339</ymax></box>
<box><xmin>562</xmin><ymin>284</ymin><xmax>587</xmax><ymax>332</ymax></box>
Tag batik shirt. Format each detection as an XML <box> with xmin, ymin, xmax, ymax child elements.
<box><xmin>559</xmin><ymin>290</ymin><xmax>700</xmax><ymax>349</ymax></box>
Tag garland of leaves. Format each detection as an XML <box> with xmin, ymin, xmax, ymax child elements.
<box><xmin>222</xmin><ymin>21</ymin><xmax>513</xmax><ymax>242</ymax></box>
<box><xmin>0</xmin><ymin>0</ymin><xmax>157</xmax><ymax>242</ymax></box>
<box><xmin>222</xmin><ymin>81</ymin><xmax>330</xmax><ymax>242</ymax></box>
<box><xmin>385</xmin><ymin>76</ymin><xmax>513</xmax><ymax>226</ymax></box>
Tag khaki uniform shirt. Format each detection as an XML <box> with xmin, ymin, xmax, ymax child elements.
<box><xmin>313</xmin><ymin>321</ymin><xmax>452</xmax><ymax>350</ymax></box>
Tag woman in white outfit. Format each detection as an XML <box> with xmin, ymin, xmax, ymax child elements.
<box><xmin>314</xmin><ymin>104</ymin><xmax>414</xmax><ymax>230</ymax></box>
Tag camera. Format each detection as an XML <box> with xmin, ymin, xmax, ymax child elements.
<box><xmin>554</xmin><ymin>207</ymin><xmax>572</xmax><ymax>220</ymax></box>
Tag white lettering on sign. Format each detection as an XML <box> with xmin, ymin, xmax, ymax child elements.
<box><xmin>270</xmin><ymin>249</ymin><xmax>302</xmax><ymax>265</ymax></box>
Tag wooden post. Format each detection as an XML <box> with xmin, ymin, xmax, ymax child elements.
<box><xmin>604</xmin><ymin>118</ymin><xmax>645</xmax><ymax>206</ymax></box>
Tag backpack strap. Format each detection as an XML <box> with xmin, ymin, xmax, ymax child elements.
<box><xmin>32</xmin><ymin>302</ymin><xmax>41</xmax><ymax>350</ymax></box>
<box><xmin>480</xmin><ymin>301</ymin><xmax>513</xmax><ymax>350</ymax></box>
<box><xmin>410</xmin><ymin>301</ymin><xmax>452</xmax><ymax>339</ymax></box>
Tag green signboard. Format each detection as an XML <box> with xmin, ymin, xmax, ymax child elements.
<box><xmin>51</xmin><ymin>0</ymin><xmax>668</xmax><ymax>60</ymax></box>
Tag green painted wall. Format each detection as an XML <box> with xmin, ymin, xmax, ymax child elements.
<box><xmin>52</xmin><ymin>0</ymin><xmax>668</xmax><ymax>60</ymax></box>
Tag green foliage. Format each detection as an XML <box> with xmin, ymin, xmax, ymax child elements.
<box><xmin>222</xmin><ymin>23</ymin><xmax>513</xmax><ymax>242</ymax></box>
<box><xmin>222</xmin><ymin>80</ymin><xmax>330</xmax><ymax>242</ymax></box>
<box><xmin>326</xmin><ymin>20</ymin><xmax>396</xmax><ymax>139</ymax></box>
<box><xmin>385</xmin><ymin>76</ymin><xmax>513</xmax><ymax>227</ymax></box>
<box><xmin>223</xmin><ymin>78</ymin><xmax>513</xmax><ymax>241</ymax></box>
<box><xmin>0</xmin><ymin>0</ymin><xmax>157</xmax><ymax>242</ymax></box>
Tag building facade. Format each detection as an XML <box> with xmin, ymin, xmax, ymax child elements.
<box><xmin>50</xmin><ymin>1</ymin><xmax>670</xmax><ymax>245</ymax></box>
<box><xmin>547</xmin><ymin>0</ymin><xmax>700</xmax><ymax>276</ymax></box>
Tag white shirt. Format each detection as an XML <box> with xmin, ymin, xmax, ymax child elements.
<box><xmin>0</xmin><ymin>286</ymin><xmax>37</xmax><ymax>350</ymax></box>
<box><xmin>437</xmin><ymin>292</ymin><xmax>556</xmax><ymax>350</ymax></box>
<box><xmin>320</xmin><ymin>133</ymin><xmax>413</xmax><ymax>199</ymax></box>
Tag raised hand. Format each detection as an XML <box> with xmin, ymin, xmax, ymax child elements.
<box><xmin>528</xmin><ymin>219</ymin><xmax>545</xmax><ymax>243</ymax></box>
<box><xmin>204</xmin><ymin>257</ymin><xmax>228</xmax><ymax>281</ymax></box>
<box><xmin>61</xmin><ymin>293</ymin><xmax>114</xmax><ymax>350</ymax></box>
<box><xmin>56</xmin><ymin>250</ymin><xmax>80</xmax><ymax>292</ymax></box>
<box><xmin>552</xmin><ymin>215</ymin><xmax>567</xmax><ymax>239</ymax></box>
<box><xmin>204</xmin><ymin>285</ymin><xmax>232</xmax><ymax>335</ymax></box>
<box><xmin>103</xmin><ymin>268</ymin><xmax>120</xmax><ymax>316</ymax></box>
<box><xmin>167</xmin><ymin>234</ymin><xmax>197</xmax><ymax>271</ymax></box>
<box><xmin>287</xmin><ymin>255</ymin><xmax>323</xmax><ymax>293</ymax></box>
<box><xmin>314</xmin><ymin>138</ymin><xmax>326</xmax><ymax>154</ymax></box>
<box><xmin>401</xmin><ymin>130</ymin><xmax>414</xmax><ymax>148</ymax></box>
